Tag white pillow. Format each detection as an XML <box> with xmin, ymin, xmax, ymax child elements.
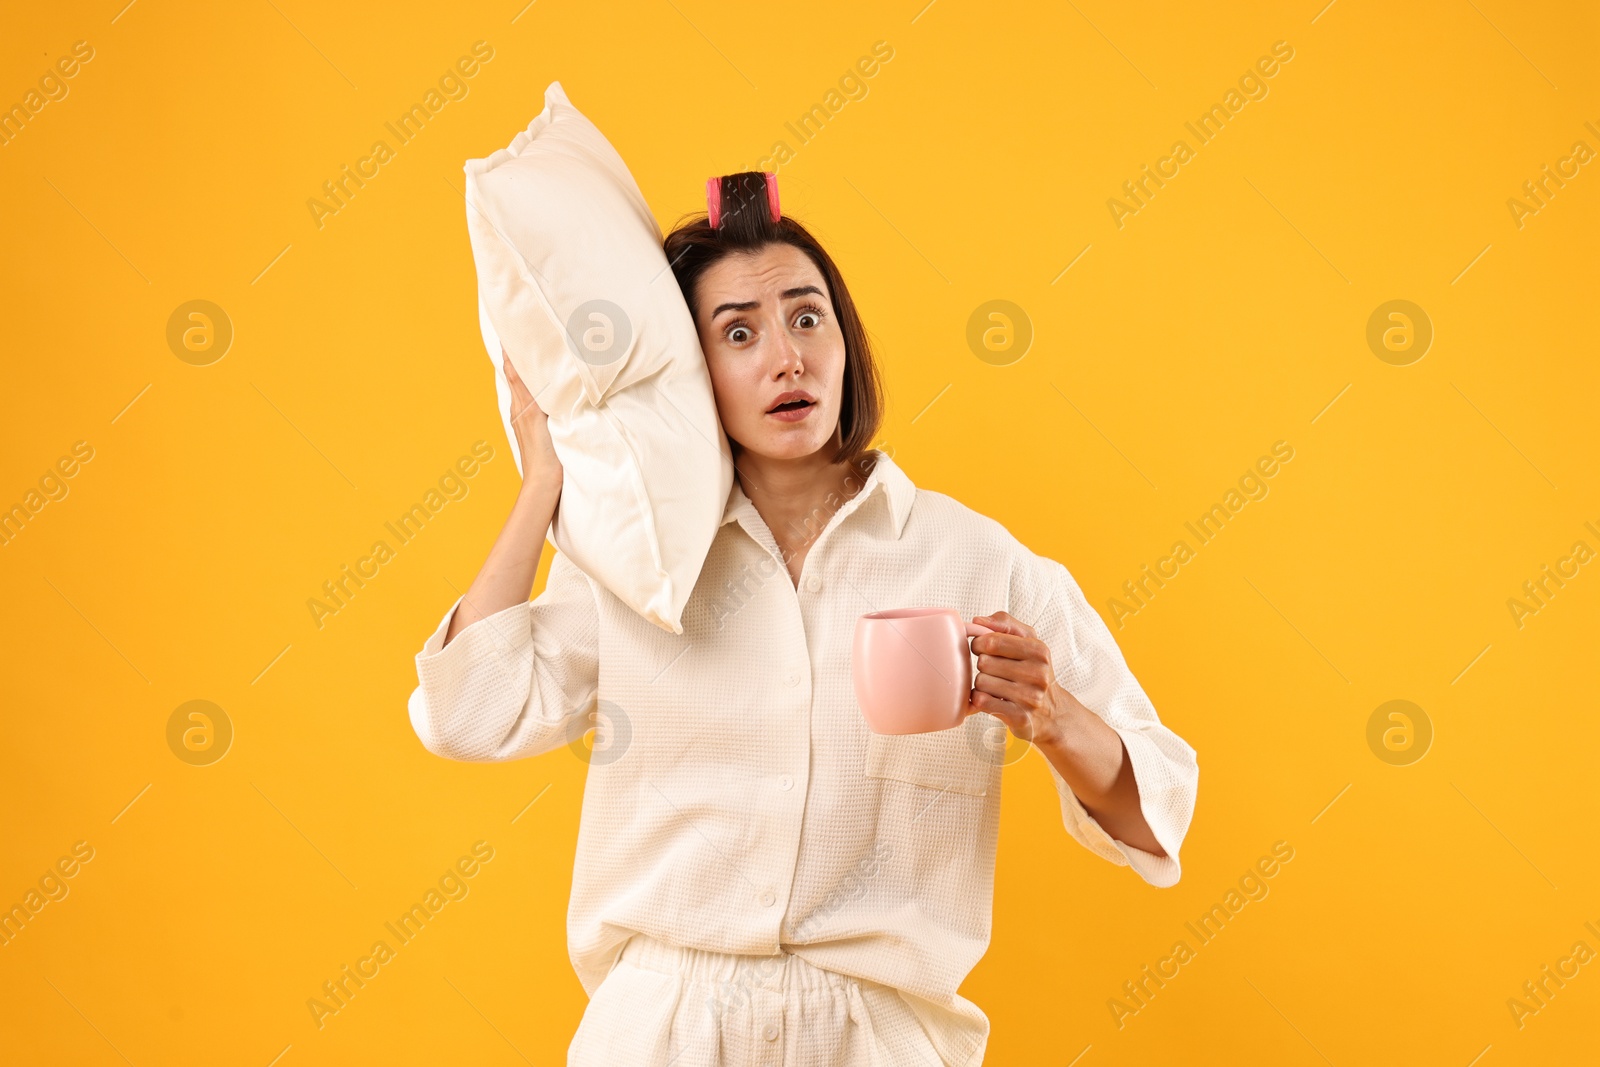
<box><xmin>465</xmin><ymin>81</ymin><xmax>732</xmax><ymax>635</ymax></box>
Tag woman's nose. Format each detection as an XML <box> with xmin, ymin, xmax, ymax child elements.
<box><xmin>771</xmin><ymin>343</ymin><xmax>806</xmax><ymax>382</ymax></box>
<box><xmin>771</xmin><ymin>334</ymin><xmax>805</xmax><ymax>377</ymax></box>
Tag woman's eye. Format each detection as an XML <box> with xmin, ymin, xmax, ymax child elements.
<box><xmin>795</xmin><ymin>310</ymin><xmax>820</xmax><ymax>329</ymax></box>
<box><xmin>727</xmin><ymin>326</ymin><xmax>752</xmax><ymax>344</ymax></box>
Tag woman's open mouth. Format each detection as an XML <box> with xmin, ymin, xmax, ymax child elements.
<box><xmin>766</xmin><ymin>392</ymin><xmax>817</xmax><ymax>422</ymax></box>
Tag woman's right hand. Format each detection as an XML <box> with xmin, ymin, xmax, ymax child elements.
<box><xmin>441</xmin><ymin>349</ymin><xmax>564</xmax><ymax>647</ymax></box>
<box><xmin>504</xmin><ymin>348</ymin><xmax>563</xmax><ymax>488</ymax></box>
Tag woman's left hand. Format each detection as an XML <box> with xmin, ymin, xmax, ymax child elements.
<box><xmin>963</xmin><ymin>611</ymin><xmax>1167</xmax><ymax>856</ymax></box>
<box><xmin>963</xmin><ymin>611</ymin><xmax>1072</xmax><ymax>749</ymax></box>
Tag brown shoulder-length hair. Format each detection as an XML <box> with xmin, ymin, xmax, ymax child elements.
<box><xmin>663</xmin><ymin>171</ymin><xmax>883</xmax><ymax>467</ymax></box>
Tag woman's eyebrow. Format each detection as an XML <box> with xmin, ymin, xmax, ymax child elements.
<box><xmin>710</xmin><ymin>285</ymin><xmax>826</xmax><ymax>320</ymax></box>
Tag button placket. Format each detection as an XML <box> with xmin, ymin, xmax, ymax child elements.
<box><xmin>751</xmin><ymin>987</ymin><xmax>785</xmax><ymax>1066</ymax></box>
<box><xmin>793</xmin><ymin>475</ymin><xmax>881</xmax><ymax>581</ymax></box>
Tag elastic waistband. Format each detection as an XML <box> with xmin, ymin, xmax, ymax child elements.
<box><xmin>619</xmin><ymin>933</ymin><xmax>856</xmax><ymax>996</ymax></box>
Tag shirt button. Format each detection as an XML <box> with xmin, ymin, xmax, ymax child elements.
<box><xmin>763</xmin><ymin>1023</ymin><xmax>780</xmax><ymax>1042</ymax></box>
<box><xmin>760</xmin><ymin>890</ymin><xmax>776</xmax><ymax>907</ymax></box>
<box><xmin>778</xmin><ymin>775</ymin><xmax>793</xmax><ymax>790</ymax></box>
<box><xmin>805</xmin><ymin>575</ymin><xmax>821</xmax><ymax>592</ymax></box>
<box><xmin>785</xmin><ymin>672</ymin><xmax>799</xmax><ymax>687</ymax></box>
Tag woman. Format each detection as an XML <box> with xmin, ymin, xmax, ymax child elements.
<box><xmin>411</xmin><ymin>172</ymin><xmax>1198</xmax><ymax>1065</ymax></box>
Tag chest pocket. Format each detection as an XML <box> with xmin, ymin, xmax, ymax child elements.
<box><xmin>864</xmin><ymin>725</ymin><xmax>997</xmax><ymax>798</ymax></box>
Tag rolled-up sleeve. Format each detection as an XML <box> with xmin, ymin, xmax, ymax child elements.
<box><xmin>409</xmin><ymin>548</ymin><xmax>600</xmax><ymax>762</ymax></box>
<box><xmin>1024</xmin><ymin>556</ymin><xmax>1198</xmax><ymax>888</ymax></box>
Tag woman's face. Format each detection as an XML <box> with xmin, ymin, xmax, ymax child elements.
<box><xmin>692</xmin><ymin>243</ymin><xmax>847</xmax><ymax>461</ymax></box>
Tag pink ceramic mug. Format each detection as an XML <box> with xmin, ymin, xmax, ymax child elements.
<box><xmin>852</xmin><ymin>608</ymin><xmax>996</xmax><ymax>734</ymax></box>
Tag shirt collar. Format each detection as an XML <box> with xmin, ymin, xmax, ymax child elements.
<box><xmin>720</xmin><ymin>448</ymin><xmax>915</xmax><ymax>541</ymax></box>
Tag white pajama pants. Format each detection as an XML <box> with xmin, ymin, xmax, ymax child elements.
<box><xmin>567</xmin><ymin>933</ymin><xmax>979</xmax><ymax>1066</ymax></box>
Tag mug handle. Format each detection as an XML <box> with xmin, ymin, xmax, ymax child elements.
<box><xmin>959</xmin><ymin>620</ymin><xmax>996</xmax><ymax>721</ymax></box>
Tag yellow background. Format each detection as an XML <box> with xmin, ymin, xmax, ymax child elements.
<box><xmin>2</xmin><ymin>0</ymin><xmax>1597</xmax><ymax>1063</ymax></box>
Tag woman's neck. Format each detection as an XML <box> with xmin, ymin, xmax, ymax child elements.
<box><xmin>734</xmin><ymin>446</ymin><xmax>877</xmax><ymax>583</ymax></box>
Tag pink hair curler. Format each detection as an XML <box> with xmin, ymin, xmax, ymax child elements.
<box><xmin>764</xmin><ymin>171</ymin><xmax>781</xmax><ymax>222</ymax></box>
<box><xmin>705</xmin><ymin>172</ymin><xmax>782</xmax><ymax>229</ymax></box>
<box><xmin>704</xmin><ymin>176</ymin><xmax>722</xmax><ymax>229</ymax></box>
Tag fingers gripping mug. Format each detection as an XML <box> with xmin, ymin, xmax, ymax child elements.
<box><xmin>852</xmin><ymin>608</ymin><xmax>995</xmax><ymax>734</ymax></box>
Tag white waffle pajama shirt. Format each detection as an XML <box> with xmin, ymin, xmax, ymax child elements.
<box><xmin>409</xmin><ymin>450</ymin><xmax>1199</xmax><ymax>1065</ymax></box>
